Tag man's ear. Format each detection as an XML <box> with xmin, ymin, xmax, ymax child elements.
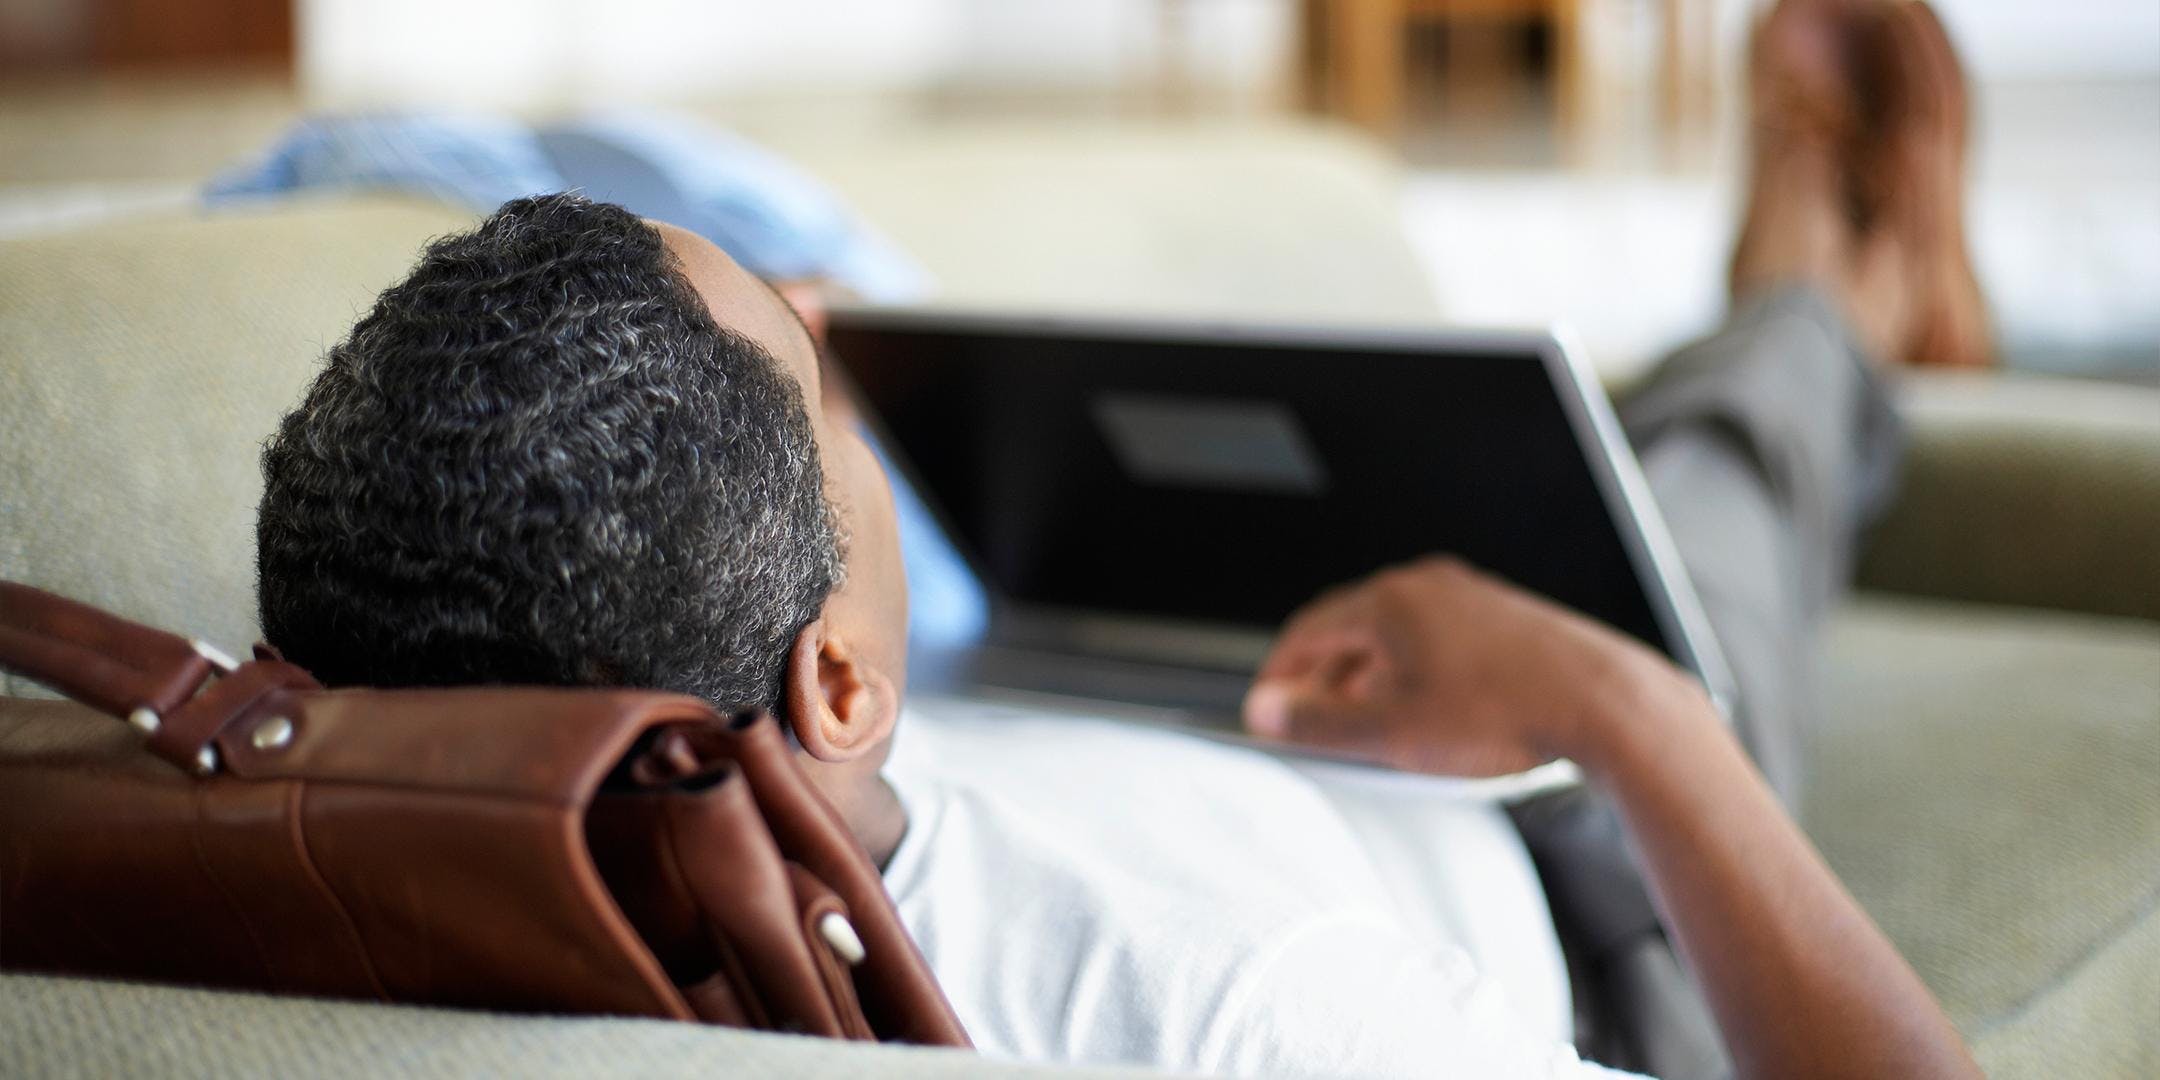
<box><xmin>782</xmin><ymin>616</ymin><xmax>898</xmax><ymax>763</ymax></box>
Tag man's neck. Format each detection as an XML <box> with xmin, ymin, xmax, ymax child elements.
<box><xmin>849</xmin><ymin>775</ymin><xmax>909</xmax><ymax>870</ymax></box>
<box><xmin>801</xmin><ymin>758</ymin><xmax>909</xmax><ymax>869</ymax></box>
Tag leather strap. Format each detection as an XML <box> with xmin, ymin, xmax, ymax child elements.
<box><xmin>0</xmin><ymin>582</ymin><xmax>322</xmax><ymax>774</ymax></box>
<box><xmin>0</xmin><ymin>582</ymin><xmax>217</xmax><ymax>726</ymax></box>
<box><xmin>151</xmin><ymin>659</ymin><xmax>321</xmax><ymax>773</ymax></box>
<box><xmin>692</xmin><ymin>719</ymin><xmax>971</xmax><ymax>1048</ymax></box>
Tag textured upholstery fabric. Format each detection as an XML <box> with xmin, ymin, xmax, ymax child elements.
<box><xmin>1812</xmin><ymin>598</ymin><xmax>2160</xmax><ymax>1077</ymax></box>
<box><xmin>0</xmin><ymin>973</ymin><xmax>1166</xmax><ymax>1080</ymax></box>
<box><xmin>1861</xmin><ymin>373</ymin><xmax>2160</xmax><ymax>622</ymax></box>
<box><xmin>3</xmin><ymin>129</ymin><xmax>2155</xmax><ymax>1075</ymax></box>
<box><xmin>0</xmin><ymin>195</ymin><xmax>476</xmax><ymax>679</ymax></box>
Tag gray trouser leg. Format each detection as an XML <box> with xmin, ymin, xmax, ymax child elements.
<box><xmin>1518</xmin><ymin>286</ymin><xmax>1904</xmax><ymax>1080</ymax></box>
<box><xmin>1621</xmin><ymin>284</ymin><xmax>1905</xmax><ymax>806</ymax></box>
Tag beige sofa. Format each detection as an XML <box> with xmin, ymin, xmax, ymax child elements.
<box><xmin>3</xmin><ymin>123</ymin><xmax>2156</xmax><ymax>1078</ymax></box>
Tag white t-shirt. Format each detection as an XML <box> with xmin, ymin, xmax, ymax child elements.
<box><xmin>881</xmin><ymin>697</ymin><xmax>1640</xmax><ymax>1079</ymax></box>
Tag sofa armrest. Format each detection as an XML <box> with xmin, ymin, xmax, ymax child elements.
<box><xmin>1855</xmin><ymin>372</ymin><xmax>2160</xmax><ymax>622</ymax></box>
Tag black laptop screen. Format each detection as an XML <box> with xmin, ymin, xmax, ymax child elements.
<box><xmin>827</xmin><ymin>314</ymin><xmax>1676</xmax><ymax>663</ymax></box>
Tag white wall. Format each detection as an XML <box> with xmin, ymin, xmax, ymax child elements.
<box><xmin>297</xmin><ymin>0</ymin><xmax>2154</xmax><ymax>112</ymax></box>
<box><xmin>1935</xmin><ymin>0</ymin><xmax>2160</xmax><ymax>81</ymax></box>
<box><xmin>300</xmin><ymin>0</ymin><xmax>969</xmax><ymax>109</ymax></box>
<box><xmin>571</xmin><ymin>0</ymin><xmax>963</xmax><ymax>101</ymax></box>
<box><xmin>298</xmin><ymin>0</ymin><xmax>1292</xmax><ymax>110</ymax></box>
<box><xmin>940</xmin><ymin>0</ymin><xmax>1292</xmax><ymax>94</ymax></box>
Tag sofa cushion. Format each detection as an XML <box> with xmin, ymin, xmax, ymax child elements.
<box><xmin>0</xmin><ymin>972</ymin><xmax>1169</xmax><ymax>1080</ymax></box>
<box><xmin>1810</xmin><ymin>595</ymin><xmax>2160</xmax><ymax>1076</ymax></box>
<box><xmin>0</xmin><ymin>196</ymin><xmax>476</xmax><ymax>682</ymax></box>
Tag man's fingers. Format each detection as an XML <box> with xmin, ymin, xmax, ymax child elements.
<box><xmin>1255</xmin><ymin>625</ymin><xmax>1371</xmax><ymax>686</ymax></box>
<box><xmin>1241</xmin><ymin>677</ymin><xmax>1377</xmax><ymax>753</ymax></box>
<box><xmin>1255</xmin><ymin>585</ymin><xmax>1380</xmax><ymax>682</ymax></box>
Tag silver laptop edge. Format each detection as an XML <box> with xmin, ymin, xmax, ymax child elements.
<box><xmin>1545</xmin><ymin>322</ymin><xmax>1736</xmax><ymax>717</ymax></box>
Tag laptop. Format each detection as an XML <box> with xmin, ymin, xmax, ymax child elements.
<box><xmin>825</xmin><ymin>307</ymin><xmax>1732</xmax><ymax>758</ymax></box>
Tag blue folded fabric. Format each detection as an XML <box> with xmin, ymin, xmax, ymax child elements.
<box><xmin>537</xmin><ymin>111</ymin><xmax>929</xmax><ymax>300</ymax></box>
<box><xmin>204</xmin><ymin>114</ymin><xmax>564</xmax><ymax>220</ymax></box>
<box><xmin>209</xmin><ymin>111</ymin><xmax>982</xmax><ymax>651</ymax></box>
<box><xmin>205</xmin><ymin>111</ymin><xmax>929</xmax><ymax>302</ymax></box>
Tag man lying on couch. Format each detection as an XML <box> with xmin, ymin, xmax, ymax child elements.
<box><xmin>251</xmin><ymin>0</ymin><xmax>1985</xmax><ymax>1076</ymax></box>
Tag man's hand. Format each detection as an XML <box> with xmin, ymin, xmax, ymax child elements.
<box><xmin>1242</xmin><ymin>555</ymin><xmax>1695</xmax><ymax>777</ymax></box>
<box><xmin>1248</xmin><ymin>555</ymin><xmax>1982</xmax><ymax>1080</ymax></box>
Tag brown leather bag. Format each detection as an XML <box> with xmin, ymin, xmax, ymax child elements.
<box><xmin>0</xmin><ymin>580</ymin><xmax>968</xmax><ymax>1047</ymax></box>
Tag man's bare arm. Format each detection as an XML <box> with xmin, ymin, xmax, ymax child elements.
<box><xmin>1242</xmin><ymin>557</ymin><xmax>1980</xmax><ymax>1080</ymax></box>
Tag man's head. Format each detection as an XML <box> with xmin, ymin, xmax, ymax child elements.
<box><xmin>259</xmin><ymin>193</ymin><xmax>910</xmax><ymax>778</ymax></box>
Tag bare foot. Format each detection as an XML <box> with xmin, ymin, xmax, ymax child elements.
<box><xmin>1731</xmin><ymin>0</ymin><xmax>1910</xmax><ymax>362</ymax></box>
<box><xmin>1729</xmin><ymin>132</ymin><xmax>1850</xmax><ymax>304</ymax></box>
<box><xmin>1730</xmin><ymin>0</ymin><xmax>1989</xmax><ymax>368</ymax></box>
<box><xmin>1729</xmin><ymin>0</ymin><xmax>1862</xmax><ymax>298</ymax></box>
<box><xmin>1841</xmin><ymin>227</ymin><xmax>1918</xmax><ymax>364</ymax></box>
<box><xmin>1860</xmin><ymin>0</ymin><xmax>1994</xmax><ymax>368</ymax></box>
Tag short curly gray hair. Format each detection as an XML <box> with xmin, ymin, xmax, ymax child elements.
<box><xmin>257</xmin><ymin>193</ymin><xmax>841</xmax><ymax>711</ymax></box>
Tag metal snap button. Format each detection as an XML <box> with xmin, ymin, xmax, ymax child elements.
<box><xmin>250</xmin><ymin>715</ymin><xmax>295</xmax><ymax>752</ymax></box>
<box><xmin>817</xmin><ymin>911</ymin><xmax>867</xmax><ymax>966</ymax></box>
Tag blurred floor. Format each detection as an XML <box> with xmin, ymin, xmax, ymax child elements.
<box><xmin>1</xmin><ymin>64</ymin><xmax>2153</xmax><ymax>382</ymax></box>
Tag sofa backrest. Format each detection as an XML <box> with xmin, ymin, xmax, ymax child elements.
<box><xmin>0</xmin><ymin>196</ymin><xmax>476</xmax><ymax>689</ymax></box>
<box><xmin>1862</xmin><ymin>373</ymin><xmax>2160</xmax><ymax>623</ymax></box>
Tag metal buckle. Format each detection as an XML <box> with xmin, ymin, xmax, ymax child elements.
<box><xmin>125</xmin><ymin>638</ymin><xmax>242</xmax><ymax>772</ymax></box>
<box><xmin>190</xmin><ymin>638</ymin><xmax>240</xmax><ymax>674</ymax></box>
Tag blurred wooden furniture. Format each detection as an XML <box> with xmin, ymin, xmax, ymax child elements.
<box><xmin>0</xmin><ymin>0</ymin><xmax>291</xmax><ymax>70</ymax></box>
<box><xmin>1298</xmin><ymin>0</ymin><xmax>1717</xmax><ymax>141</ymax></box>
